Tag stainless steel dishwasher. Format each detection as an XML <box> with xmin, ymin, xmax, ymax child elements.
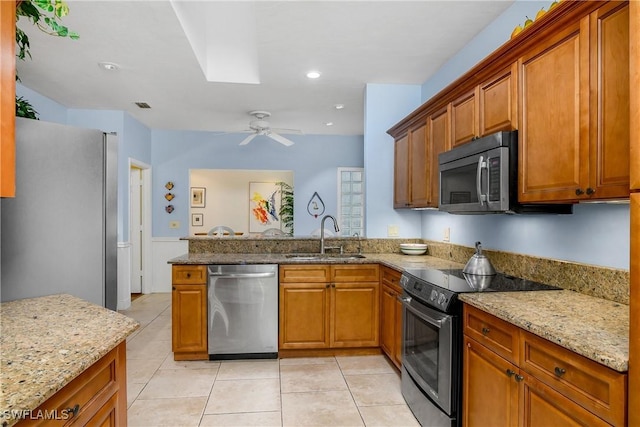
<box><xmin>207</xmin><ymin>264</ymin><xmax>278</xmax><ymax>360</ymax></box>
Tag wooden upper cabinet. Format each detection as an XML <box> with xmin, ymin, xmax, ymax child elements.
<box><xmin>393</xmin><ymin>134</ymin><xmax>411</xmax><ymax>208</ymax></box>
<box><xmin>428</xmin><ymin>106</ymin><xmax>450</xmax><ymax>207</ymax></box>
<box><xmin>518</xmin><ymin>21</ymin><xmax>590</xmax><ymax>203</ymax></box>
<box><xmin>632</xmin><ymin>0</ymin><xmax>640</xmax><ymax>191</ymax></box>
<box><xmin>451</xmin><ymin>88</ymin><xmax>479</xmax><ymax>147</ymax></box>
<box><xmin>1</xmin><ymin>1</ymin><xmax>16</xmax><ymax>198</ymax></box>
<box><xmin>480</xmin><ymin>63</ymin><xmax>518</xmax><ymax>136</ymax></box>
<box><xmin>589</xmin><ymin>1</ymin><xmax>630</xmax><ymax>199</ymax></box>
<box><xmin>519</xmin><ymin>2</ymin><xmax>630</xmax><ymax>203</ymax></box>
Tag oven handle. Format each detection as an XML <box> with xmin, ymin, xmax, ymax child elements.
<box><xmin>401</xmin><ymin>296</ymin><xmax>449</xmax><ymax>328</ymax></box>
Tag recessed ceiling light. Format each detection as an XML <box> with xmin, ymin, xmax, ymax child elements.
<box><xmin>306</xmin><ymin>71</ymin><xmax>321</xmax><ymax>79</ymax></box>
<box><xmin>98</xmin><ymin>62</ymin><xmax>119</xmax><ymax>71</ymax></box>
<box><xmin>325</xmin><ymin>122</ymin><xmax>334</xmax><ymax>126</ymax></box>
<box><xmin>334</xmin><ymin>104</ymin><xmax>345</xmax><ymax>110</ymax></box>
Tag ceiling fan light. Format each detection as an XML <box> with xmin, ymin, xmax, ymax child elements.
<box><xmin>98</xmin><ymin>61</ymin><xmax>119</xmax><ymax>71</ymax></box>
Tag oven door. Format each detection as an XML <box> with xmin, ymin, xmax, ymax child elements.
<box><xmin>401</xmin><ymin>293</ymin><xmax>456</xmax><ymax>416</ymax></box>
<box><xmin>439</xmin><ymin>146</ymin><xmax>509</xmax><ymax>213</ymax></box>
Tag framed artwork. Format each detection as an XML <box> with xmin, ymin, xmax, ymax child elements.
<box><xmin>191</xmin><ymin>213</ymin><xmax>203</xmax><ymax>226</ymax></box>
<box><xmin>191</xmin><ymin>187</ymin><xmax>206</xmax><ymax>208</ymax></box>
<box><xmin>249</xmin><ymin>182</ymin><xmax>281</xmax><ymax>233</ymax></box>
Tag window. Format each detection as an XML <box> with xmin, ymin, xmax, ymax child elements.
<box><xmin>337</xmin><ymin>168</ymin><xmax>365</xmax><ymax>236</ymax></box>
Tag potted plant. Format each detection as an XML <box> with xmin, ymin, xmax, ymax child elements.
<box><xmin>15</xmin><ymin>0</ymin><xmax>79</xmax><ymax>119</ymax></box>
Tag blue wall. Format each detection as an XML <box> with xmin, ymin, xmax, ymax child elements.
<box><xmin>151</xmin><ymin>129</ymin><xmax>364</xmax><ymax>237</ymax></box>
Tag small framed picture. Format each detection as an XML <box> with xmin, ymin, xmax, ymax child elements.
<box><xmin>191</xmin><ymin>187</ymin><xmax>206</xmax><ymax>208</ymax></box>
<box><xmin>191</xmin><ymin>213</ymin><xmax>203</xmax><ymax>226</ymax></box>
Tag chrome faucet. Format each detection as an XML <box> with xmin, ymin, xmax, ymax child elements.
<box><xmin>320</xmin><ymin>215</ymin><xmax>340</xmax><ymax>254</ymax></box>
<box><xmin>353</xmin><ymin>232</ymin><xmax>362</xmax><ymax>254</ymax></box>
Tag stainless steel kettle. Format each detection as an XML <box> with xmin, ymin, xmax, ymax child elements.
<box><xmin>463</xmin><ymin>241</ymin><xmax>496</xmax><ymax>276</ymax></box>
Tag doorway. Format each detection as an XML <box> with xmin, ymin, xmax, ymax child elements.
<box><xmin>129</xmin><ymin>160</ymin><xmax>151</xmax><ymax>296</ymax></box>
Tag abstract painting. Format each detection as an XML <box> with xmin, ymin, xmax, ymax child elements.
<box><xmin>249</xmin><ymin>182</ymin><xmax>281</xmax><ymax>232</ymax></box>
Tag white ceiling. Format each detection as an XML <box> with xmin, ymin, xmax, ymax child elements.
<box><xmin>16</xmin><ymin>1</ymin><xmax>514</xmax><ymax>136</ymax></box>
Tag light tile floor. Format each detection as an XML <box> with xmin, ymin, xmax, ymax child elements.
<box><xmin>119</xmin><ymin>293</ymin><xmax>420</xmax><ymax>427</ymax></box>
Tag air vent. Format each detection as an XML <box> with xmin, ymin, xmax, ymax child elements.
<box><xmin>135</xmin><ymin>102</ymin><xmax>151</xmax><ymax>109</ymax></box>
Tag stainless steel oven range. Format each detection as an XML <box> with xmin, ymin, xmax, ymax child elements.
<box><xmin>399</xmin><ymin>268</ymin><xmax>561</xmax><ymax>427</ymax></box>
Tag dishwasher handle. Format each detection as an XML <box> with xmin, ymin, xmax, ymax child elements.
<box><xmin>208</xmin><ymin>271</ymin><xmax>276</xmax><ymax>279</ymax></box>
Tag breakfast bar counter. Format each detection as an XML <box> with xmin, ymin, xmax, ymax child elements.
<box><xmin>0</xmin><ymin>294</ymin><xmax>139</xmax><ymax>426</ymax></box>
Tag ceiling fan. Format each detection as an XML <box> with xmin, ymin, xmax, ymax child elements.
<box><xmin>239</xmin><ymin>111</ymin><xmax>301</xmax><ymax>146</ymax></box>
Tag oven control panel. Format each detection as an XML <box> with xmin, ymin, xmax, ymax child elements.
<box><xmin>400</xmin><ymin>271</ymin><xmax>456</xmax><ymax>313</ymax></box>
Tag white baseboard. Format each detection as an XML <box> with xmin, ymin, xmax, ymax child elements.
<box><xmin>152</xmin><ymin>238</ymin><xmax>189</xmax><ymax>293</ymax></box>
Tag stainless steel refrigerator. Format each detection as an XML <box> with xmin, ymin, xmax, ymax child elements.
<box><xmin>1</xmin><ymin>118</ymin><xmax>118</xmax><ymax>310</ymax></box>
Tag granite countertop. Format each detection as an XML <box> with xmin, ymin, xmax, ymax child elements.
<box><xmin>168</xmin><ymin>252</ymin><xmax>629</xmax><ymax>373</ymax></box>
<box><xmin>0</xmin><ymin>294</ymin><xmax>139</xmax><ymax>427</ymax></box>
<box><xmin>460</xmin><ymin>291</ymin><xmax>629</xmax><ymax>372</ymax></box>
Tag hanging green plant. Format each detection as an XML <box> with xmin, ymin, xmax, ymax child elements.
<box><xmin>15</xmin><ymin>0</ymin><xmax>79</xmax><ymax>119</ymax></box>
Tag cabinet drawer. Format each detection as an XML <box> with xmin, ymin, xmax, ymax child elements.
<box><xmin>380</xmin><ymin>266</ymin><xmax>402</xmax><ymax>293</ymax></box>
<box><xmin>463</xmin><ymin>304</ymin><xmax>520</xmax><ymax>364</ymax></box>
<box><xmin>520</xmin><ymin>331</ymin><xmax>627</xmax><ymax>426</ymax></box>
<box><xmin>279</xmin><ymin>265</ymin><xmax>331</xmax><ymax>283</ymax></box>
<box><xmin>18</xmin><ymin>342</ymin><xmax>124</xmax><ymax>426</ymax></box>
<box><xmin>172</xmin><ymin>265</ymin><xmax>207</xmax><ymax>284</ymax></box>
<box><xmin>332</xmin><ymin>264</ymin><xmax>379</xmax><ymax>282</ymax></box>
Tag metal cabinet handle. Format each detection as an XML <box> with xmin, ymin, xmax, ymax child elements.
<box><xmin>554</xmin><ymin>367</ymin><xmax>566</xmax><ymax>377</ymax></box>
<box><xmin>506</xmin><ymin>369</ymin><xmax>515</xmax><ymax>377</ymax></box>
<box><xmin>515</xmin><ymin>374</ymin><xmax>524</xmax><ymax>382</ymax></box>
<box><xmin>186</xmin><ymin>273</ymin><xmax>191</xmax><ymax>278</ymax></box>
<box><xmin>586</xmin><ymin>187</ymin><xmax>596</xmax><ymax>195</ymax></box>
<box><xmin>481</xmin><ymin>327</ymin><xmax>490</xmax><ymax>335</ymax></box>
<box><xmin>575</xmin><ymin>188</ymin><xmax>584</xmax><ymax>196</ymax></box>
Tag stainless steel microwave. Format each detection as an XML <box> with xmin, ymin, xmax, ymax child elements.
<box><xmin>438</xmin><ymin>131</ymin><xmax>572</xmax><ymax>214</ymax></box>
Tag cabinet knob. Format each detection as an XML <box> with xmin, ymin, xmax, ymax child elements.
<box><xmin>575</xmin><ymin>188</ymin><xmax>584</xmax><ymax>196</ymax></box>
<box><xmin>172</xmin><ymin>286</ymin><xmax>176</xmax><ymax>291</ymax></box>
<box><xmin>515</xmin><ymin>374</ymin><xmax>524</xmax><ymax>382</ymax></box>
<box><xmin>481</xmin><ymin>327</ymin><xmax>490</xmax><ymax>335</ymax></box>
<box><xmin>506</xmin><ymin>369</ymin><xmax>515</xmax><ymax>377</ymax></box>
<box><xmin>554</xmin><ymin>366</ymin><xmax>566</xmax><ymax>377</ymax></box>
<box><xmin>186</xmin><ymin>273</ymin><xmax>191</xmax><ymax>278</ymax></box>
<box><xmin>65</xmin><ymin>404</ymin><xmax>80</xmax><ymax>418</ymax></box>
<box><xmin>586</xmin><ymin>187</ymin><xmax>595</xmax><ymax>195</ymax></box>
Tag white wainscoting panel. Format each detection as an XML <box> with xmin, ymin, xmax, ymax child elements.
<box><xmin>152</xmin><ymin>238</ymin><xmax>189</xmax><ymax>293</ymax></box>
<box><xmin>117</xmin><ymin>242</ymin><xmax>131</xmax><ymax>310</ymax></box>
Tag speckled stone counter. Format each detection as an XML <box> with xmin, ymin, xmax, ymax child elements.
<box><xmin>459</xmin><ymin>291</ymin><xmax>629</xmax><ymax>372</ymax></box>
<box><xmin>0</xmin><ymin>294</ymin><xmax>139</xmax><ymax>426</ymax></box>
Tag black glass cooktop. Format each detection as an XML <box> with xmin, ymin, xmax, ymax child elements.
<box><xmin>401</xmin><ymin>268</ymin><xmax>562</xmax><ymax>313</ymax></box>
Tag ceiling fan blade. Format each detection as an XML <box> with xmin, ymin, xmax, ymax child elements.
<box><xmin>239</xmin><ymin>133</ymin><xmax>258</xmax><ymax>145</ymax></box>
<box><xmin>271</xmin><ymin>127</ymin><xmax>303</xmax><ymax>135</ymax></box>
<box><xmin>267</xmin><ymin>132</ymin><xmax>295</xmax><ymax>146</ymax></box>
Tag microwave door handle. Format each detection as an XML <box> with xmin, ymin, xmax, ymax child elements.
<box><xmin>476</xmin><ymin>155</ymin><xmax>487</xmax><ymax>205</ymax></box>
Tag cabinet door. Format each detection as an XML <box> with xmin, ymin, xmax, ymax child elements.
<box><xmin>429</xmin><ymin>105</ymin><xmax>450</xmax><ymax>207</ymax></box>
<box><xmin>172</xmin><ymin>284</ymin><xmax>207</xmax><ymax>357</ymax></box>
<box><xmin>394</xmin><ymin>134</ymin><xmax>411</xmax><ymax>208</ymax></box>
<box><xmin>518</xmin><ymin>21</ymin><xmax>590</xmax><ymax>202</ymax></box>
<box><xmin>0</xmin><ymin>1</ymin><xmax>15</xmax><ymax>198</ymax></box>
<box><xmin>331</xmin><ymin>282</ymin><xmax>379</xmax><ymax>347</ymax></box>
<box><xmin>463</xmin><ymin>336</ymin><xmax>519</xmax><ymax>427</ymax></box>
<box><xmin>409</xmin><ymin>121</ymin><xmax>430</xmax><ymax>206</ymax></box>
<box><xmin>393</xmin><ymin>294</ymin><xmax>403</xmax><ymax>368</ymax></box>
<box><xmin>279</xmin><ymin>283</ymin><xmax>330</xmax><ymax>349</ymax></box>
<box><xmin>480</xmin><ymin>63</ymin><xmax>518</xmax><ymax>135</ymax></box>
<box><xmin>522</xmin><ymin>375</ymin><xmax>610</xmax><ymax>427</ymax></box>
<box><xmin>451</xmin><ymin>88</ymin><xmax>479</xmax><ymax>147</ymax></box>
<box><xmin>589</xmin><ymin>2</ymin><xmax>630</xmax><ymax>199</ymax></box>
<box><xmin>380</xmin><ymin>283</ymin><xmax>397</xmax><ymax>361</ymax></box>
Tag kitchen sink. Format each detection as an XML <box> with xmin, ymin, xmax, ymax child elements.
<box><xmin>285</xmin><ymin>254</ymin><xmax>366</xmax><ymax>260</ymax></box>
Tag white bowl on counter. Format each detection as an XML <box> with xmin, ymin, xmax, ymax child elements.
<box><xmin>400</xmin><ymin>243</ymin><xmax>428</xmax><ymax>255</ymax></box>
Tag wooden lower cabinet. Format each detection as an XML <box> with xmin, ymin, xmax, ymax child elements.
<box><xmin>279</xmin><ymin>264</ymin><xmax>379</xmax><ymax>350</ymax></box>
<box><xmin>379</xmin><ymin>266</ymin><xmax>403</xmax><ymax>369</ymax></box>
<box><xmin>18</xmin><ymin>342</ymin><xmax>127</xmax><ymax>426</ymax></box>
<box><xmin>463</xmin><ymin>304</ymin><xmax>627</xmax><ymax>427</ymax></box>
<box><xmin>172</xmin><ymin>265</ymin><xmax>208</xmax><ymax>360</ymax></box>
